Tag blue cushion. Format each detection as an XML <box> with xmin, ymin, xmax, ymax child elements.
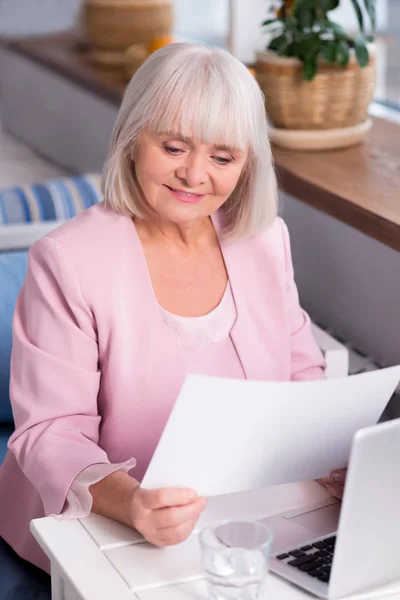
<box><xmin>0</xmin><ymin>173</ymin><xmax>101</xmax><ymax>224</ymax></box>
<box><xmin>0</xmin><ymin>424</ymin><xmax>14</xmax><ymax>463</ymax></box>
<box><xmin>0</xmin><ymin>251</ymin><xmax>29</xmax><ymax>423</ymax></box>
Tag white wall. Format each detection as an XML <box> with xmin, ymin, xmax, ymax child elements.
<box><xmin>0</xmin><ymin>47</ymin><xmax>117</xmax><ymax>173</ymax></box>
<box><xmin>0</xmin><ymin>0</ymin><xmax>81</xmax><ymax>35</ymax></box>
<box><xmin>282</xmin><ymin>193</ymin><xmax>400</xmax><ymax>369</ymax></box>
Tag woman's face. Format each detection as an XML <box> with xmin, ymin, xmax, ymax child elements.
<box><xmin>133</xmin><ymin>130</ymin><xmax>248</xmax><ymax>226</ymax></box>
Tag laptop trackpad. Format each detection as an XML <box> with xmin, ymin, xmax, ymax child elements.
<box><xmin>286</xmin><ymin>502</ymin><xmax>341</xmax><ymax>536</ymax></box>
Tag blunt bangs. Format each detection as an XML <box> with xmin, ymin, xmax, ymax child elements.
<box><xmin>146</xmin><ymin>50</ymin><xmax>259</xmax><ymax>153</ymax></box>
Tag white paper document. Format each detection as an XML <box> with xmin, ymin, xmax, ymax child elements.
<box><xmin>141</xmin><ymin>367</ymin><xmax>400</xmax><ymax>496</ymax></box>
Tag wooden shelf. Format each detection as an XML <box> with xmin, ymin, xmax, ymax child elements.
<box><xmin>1</xmin><ymin>32</ymin><xmax>400</xmax><ymax>252</ymax></box>
<box><xmin>274</xmin><ymin>117</ymin><xmax>400</xmax><ymax>252</ymax></box>
<box><xmin>1</xmin><ymin>32</ymin><xmax>127</xmax><ymax>105</ymax></box>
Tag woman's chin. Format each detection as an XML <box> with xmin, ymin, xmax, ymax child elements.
<box><xmin>155</xmin><ymin>203</ymin><xmax>209</xmax><ymax>225</ymax></box>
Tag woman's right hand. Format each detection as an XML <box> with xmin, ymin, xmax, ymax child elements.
<box><xmin>130</xmin><ymin>486</ymin><xmax>207</xmax><ymax>547</ymax></box>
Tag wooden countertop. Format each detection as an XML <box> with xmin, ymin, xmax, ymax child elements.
<box><xmin>1</xmin><ymin>33</ymin><xmax>400</xmax><ymax>251</ymax></box>
<box><xmin>274</xmin><ymin>119</ymin><xmax>400</xmax><ymax>251</ymax></box>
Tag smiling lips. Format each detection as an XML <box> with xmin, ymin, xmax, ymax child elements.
<box><xmin>165</xmin><ymin>185</ymin><xmax>205</xmax><ymax>204</ymax></box>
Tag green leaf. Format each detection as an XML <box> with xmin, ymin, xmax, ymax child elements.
<box><xmin>294</xmin><ymin>0</ymin><xmax>319</xmax><ymax>8</ymax></box>
<box><xmin>297</xmin><ymin>6</ymin><xmax>317</xmax><ymax>29</ymax></box>
<box><xmin>325</xmin><ymin>19</ymin><xmax>350</xmax><ymax>41</ymax></box>
<box><xmin>323</xmin><ymin>41</ymin><xmax>337</xmax><ymax>63</ymax></box>
<box><xmin>262</xmin><ymin>19</ymin><xmax>279</xmax><ymax>27</ymax></box>
<box><xmin>285</xmin><ymin>42</ymin><xmax>296</xmax><ymax>57</ymax></box>
<box><xmin>349</xmin><ymin>0</ymin><xmax>364</xmax><ymax>32</ymax></box>
<box><xmin>268</xmin><ymin>33</ymin><xmax>285</xmax><ymax>51</ymax></box>
<box><xmin>303</xmin><ymin>55</ymin><xmax>318</xmax><ymax>80</ymax></box>
<box><xmin>321</xmin><ymin>0</ymin><xmax>340</xmax><ymax>12</ymax></box>
<box><xmin>268</xmin><ymin>33</ymin><xmax>289</xmax><ymax>54</ymax></box>
<box><xmin>306</xmin><ymin>34</ymin><xmax>322</xmax><ymax>57</ymax></box>
<box><xmin>363</xmin><ymin>0</ymin><xmax>376</xmax><ymax>32</ymax></box>
<box><xmin>336</xmin><ymin>40</ymin><xmax>350</xmax><ymax>66</ymax></box>
<box><xmin>354</xmin><ymin>34</ymin><xmax>370</xmax><ymax>66</ymax></box>
<box><xmin>293</xmin><ymin>35</ymin><xmax>321</xmax><ymax>60</ymax></box>
<box><xmin>277</xmin><ymin>41</ymin><xmax>291</xmax><ymax>55</ymax></box>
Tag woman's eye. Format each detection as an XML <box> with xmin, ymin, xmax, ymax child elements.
<box><xmin>164</xmin><ymin>145</ymin><xmax>183</xmax><ymax>155</ymax></box>
<box><xmin>214</xmin><ymin>156</ymin><xmax>232</xmax><ymax>165</ymax></box>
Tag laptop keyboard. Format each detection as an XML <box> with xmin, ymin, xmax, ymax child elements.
<box><xmin>275</xmin><ymin>535</ymin><xmax>336</xmax><ymax>584</ymax></box>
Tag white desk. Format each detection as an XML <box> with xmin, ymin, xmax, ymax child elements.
<box><xmin>31</xmin><ymin>482</ymin><xmax>400</xmax><ymax>600</ymax></box>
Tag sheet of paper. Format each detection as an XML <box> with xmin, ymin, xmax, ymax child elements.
<box><xmin>141</xmin><ymin>366</ymin><xmax>400</xmax><ymax>496</ymax></box>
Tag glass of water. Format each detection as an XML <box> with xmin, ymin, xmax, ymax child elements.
<box><xmin>199</xmin><ymin>520</ymin><xmax>273</xmax><ymax>600</ymax></box>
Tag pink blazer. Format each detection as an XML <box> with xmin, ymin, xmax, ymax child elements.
<box><xmin>0</xmin><ymin>203</ymin><xmax>324</xmax><ymax>571</ymax></box>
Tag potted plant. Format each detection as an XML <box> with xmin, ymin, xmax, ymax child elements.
<box><xmin>256</xmin><ymin>0</ymin><xmax>376</xmax><ymax>147</ymax></box>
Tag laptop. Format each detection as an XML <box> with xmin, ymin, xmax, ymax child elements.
<box><xmin>262</xmin><ymin>417</ymin><xmax>400</xmax><ymax>599</ymax></box>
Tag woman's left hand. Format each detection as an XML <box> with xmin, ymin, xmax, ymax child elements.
<box><xmin>318</xmin><ymin>468</ymin><xmax>347</xmax><ymax>499</ymax></box>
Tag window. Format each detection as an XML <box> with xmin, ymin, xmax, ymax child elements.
<box><xmin>374</xmin><ymin>0</ymin><xmax>400</xmax><ymax>109</ymax></box>
<box><xmin>173</xmin><ymin>0</ymin><xmax>229</xmax><ymax>48</ymax></box>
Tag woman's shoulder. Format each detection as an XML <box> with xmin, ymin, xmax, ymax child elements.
<box><xmin>47</xmin><ymin>202</ymin><xmax>127</xmax><ymax>245</ymax></box>
<box><xmin>234</xmin><ymin>216</ymin><xmax>293</xmax><ymax>278</ymax></box>
<box><xmin>259</xmin><ymin>216</ymin><xmax>286</xmax><ymax>240</ymax></box>
<box><xmin>31</xmin><ymin>203</ymin><xmax>131</xmax><ymax>260</ymax></box>
<box><xmin>28</xmin><ymin>203</ymin><xmax>135</xmax><ymax>291</ymax></box>
<box><xmin>251</xmin><ymin>216</ymin><xmax>288</xmax><ymax>259</ymax></box>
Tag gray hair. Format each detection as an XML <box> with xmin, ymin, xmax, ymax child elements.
<box><xmin>102</xmin><ymin>43</ymin><xmax>278</xmax><ymax>239</ymax></box>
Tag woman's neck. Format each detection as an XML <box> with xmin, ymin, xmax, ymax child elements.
<box><xmin>134</xmin><ymin>215</ymin><xmax>217</xmax><ymax>251</ymax></box>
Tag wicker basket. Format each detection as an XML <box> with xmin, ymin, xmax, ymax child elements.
<box><xmin>83</xmin><ymin>0</ymin><xmax>174</xmax><ymax>50</ymax></box>
<box><xmin>125</xmin><ymin>43</ymin><xmax>149</xmax><ymax>79</ymax></box>
<box><xmin>256</xmin><ymin>49</ymin><xmax>376</xmax><ymax>130</ymax></box>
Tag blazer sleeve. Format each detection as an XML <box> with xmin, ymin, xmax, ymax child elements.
<box><xmin>280</xmin><ymin>219</ymin><xmax>326</xmax><ymax>381</ymax></box>
<box><xmin>8</xmin><ymin>235</ymin><xmax>110</xmax><ymax>516</ymax></box>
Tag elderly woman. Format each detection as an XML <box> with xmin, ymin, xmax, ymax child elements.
<box><xmin>0</xmin><ymin>43</ymin><xmax>328</xmax><ymax>599</ymax></box>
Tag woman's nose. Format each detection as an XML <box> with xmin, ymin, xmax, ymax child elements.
<box><xmin>175</xmin><ymin>156</ymin><xmax>208</xmax><ymax>188</ymax></box>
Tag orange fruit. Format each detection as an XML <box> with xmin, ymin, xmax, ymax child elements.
<box><xmin>148</xmin><ymin>35</ymin><xmax>174</xmax><ymax>54</ymax></box>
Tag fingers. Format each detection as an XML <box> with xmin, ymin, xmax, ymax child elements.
<box><xmin>328</xmin><ymin>483</ymin><xmax>344</xmax><ymax>500</ymax></box>
<box><xmin>321</xmin><ymin>478</ymin><xmax>344</xmax><ymax>500</ymax></box>
<box><xmin>329</xmin><ymin>468</ymin><xmax>347</xmax><ymax>483</ymax></box>
<box><xmin>149</xmin><ymin>519</ymin><xmax>198</xmax><ymax>547</ymax></box>
<box><xmin>326</xmin><ymin>468</ymin><xmax>347</xmax><ymax>499</ymax></box>
<box><xmin>153</xmin><ymin>497</ymin><xmax>206</xmax><ymax>529</ymax></box>
<box><xmin>141</xmin><ymin>488</ymin><xmax>199</xmax><ymax>510</ymax></box>
<box><xmin>131</xmin><ymin>487</ymin><xmax>207</xmax><ymax>548</ymax></box>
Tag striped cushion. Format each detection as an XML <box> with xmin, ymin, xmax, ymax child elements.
<box><xmin>0</xmin><ymin>173</ymin><xmax>102</xmax><ymax>224</ymax></box>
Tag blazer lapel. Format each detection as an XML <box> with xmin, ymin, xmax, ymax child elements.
<box><xmin>212</xmin><ymin>212</ymin><xmax>286</xmax><ymax>381</ymax></box>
